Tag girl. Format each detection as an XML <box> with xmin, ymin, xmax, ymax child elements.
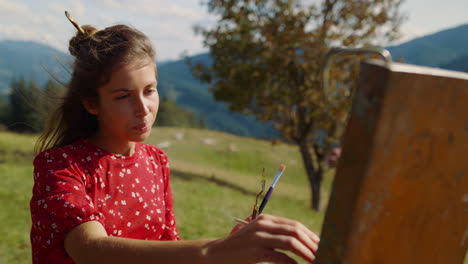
<box><xmin>30</xmin><ymin>12</ymin><xmax>320</xmax><ymax>264</ymax></box>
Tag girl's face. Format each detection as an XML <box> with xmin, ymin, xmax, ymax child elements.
<box><xmin>85</xmin><ymin>61</ymin><xmax>159</xmax><ymax>145</ymax></box>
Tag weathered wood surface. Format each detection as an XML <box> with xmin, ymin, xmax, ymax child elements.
<box><xmin>316</xmin><ymin>61</ymin><xmax>468</xmax><ymax>264</ymax></box>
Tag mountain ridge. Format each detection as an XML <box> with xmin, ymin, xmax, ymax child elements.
<box><xmin>386</xmin><ymin>23</ymin><xmax>468</xmax><ymax>67</ymax></box>
<box><xmin>1</xmin><ymin>23</ymin><xmax>468</xmax><ymax>137</ymax></box>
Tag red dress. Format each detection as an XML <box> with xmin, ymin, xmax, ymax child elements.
<box><xmin>30</xmin><ymin>139</ymin><xmax>180</xmax><ymax>264</ymax></box>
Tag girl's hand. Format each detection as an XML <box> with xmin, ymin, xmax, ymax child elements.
<box><xmin>205</xmin><ymin>214</ymin><xmax>320</xmax><ymax>264</ymax></box>
<box><xmin>230</xmin><ymin>215</ymin><xmax>253</xmax><ymax>234</ymax></box>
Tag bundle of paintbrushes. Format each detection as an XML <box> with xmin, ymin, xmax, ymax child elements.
<box><xmin>235</xmin><ymin>164</ymin><xmax>286</xmax><ymax>225</ymax></box>
<box><xmin>251</xmin><ymin>168</ymin><xmax>266</xmax><ymax>219</ymax></box>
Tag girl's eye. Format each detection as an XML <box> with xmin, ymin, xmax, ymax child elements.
<box><xmin>145</xmin><ymin>88</ymin><xmax>157</xmax><ymax>95</ymax></box>
<box><xmin>116</xmin><ymin>94</ymin><xmax>130</xmax><ymax>100</ymax></box>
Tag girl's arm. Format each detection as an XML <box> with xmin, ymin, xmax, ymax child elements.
<box><xmin>64</xmin><ymin>214</ymin><xmax>320</xmax><ymax>264</ymax></box>
<box><xmin>65</xmin><ymin>220</ymin><xmax>210</xmax><ymax>264</ymax></box>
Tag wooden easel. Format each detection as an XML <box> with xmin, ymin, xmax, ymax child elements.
<box><xmin>316</xmin><ymin>60</ymin><xmax>468</xmax><ymax>264</ymax></box>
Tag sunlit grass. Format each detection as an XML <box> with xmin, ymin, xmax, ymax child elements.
<box><xmin>0</xmin><ymin>129</ymin><xmax>330</xmax><ymax>263</ymax></box>
<box><xmin>0</xmin><ymin>161</ymin><xmax>34</xmax><ymax>263</ymax></box>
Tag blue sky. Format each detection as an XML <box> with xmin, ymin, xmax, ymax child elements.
<box><xmin>0</xmin><ymin>0</ymin><xmax>467</xmax><ymax>61</ymax></box>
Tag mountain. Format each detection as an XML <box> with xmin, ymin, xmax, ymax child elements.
<box><xmin>0</xmin><ymin>40</ymin><xmax>70</xmax><ymax>94</ymax></box>
<box><xmin>1</xmin><ymin>23</ymin><xmax>468</xmax><ymax>138</ymax></box>
<box><xmin>387</xmin><ymin>23</ymin><xmax>468</xmax><ymax>67</ymax></box>
<box><xmin>0</xmin><ymin>41</ymin><xmax>278</xmax><ymax>138</ymax></box>
<box><xmin>157</xmin><ymin>54</ymin><xmax>278</xmax><ymax>138</ymax></box>
<box><xmin>438</xmin><ymin>54</ymin><xmax>468</xmax><ymax>72</ymax></box>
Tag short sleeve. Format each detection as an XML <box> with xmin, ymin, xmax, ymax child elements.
<box><xmin>30</xmin><ymin>149</ymin><xmax>106</xmax><ymax>256</ymax></box>
<box><xmin>156</xmin><ymin>149</ymin><xmax>180</xmax><ymax>240</ymax></box>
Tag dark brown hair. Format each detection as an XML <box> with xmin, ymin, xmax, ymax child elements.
<box><xmin>35</xmin><ymin>24</ymin><xmax>156</xmax><ymax>153</ymax></box>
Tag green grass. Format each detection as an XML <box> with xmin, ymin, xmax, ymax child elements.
<box><xmin>0</xmin><ymin>131</ymin><xmax>38</xmax><ymax>263</ymax></box>
<box><xmin>2</xmin><ymin>129</ymin><xmax>465</xmax><ymax>263</ymax></box>
<box><xmin>0</xmin><ymin>162</ymin><xmax>34</xmax><ymax>263</ymax></box>
<box><xmin>146</xmin><ymin>127</ymin><xmax>335</xmax><ymax>208</ymax></box>
<box><xmin>0</xmin><ymin>128</ymin><xmax>330</xmax><ymax>263</ymax></box>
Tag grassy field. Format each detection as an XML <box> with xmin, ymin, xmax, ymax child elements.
<box><xmin>2</xmin><ymin>128</ymin><xmax>466</xmax><ymax>264</ymax></box>
<box><xmin>0</xmin><ymin>128</ymin><xmax>333</xmax><ymax>263</ymax></box>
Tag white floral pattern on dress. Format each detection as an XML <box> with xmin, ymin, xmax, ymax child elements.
<box><xmin>30</xmin><ymin>139</ymin><xmax>179</xmax><ymax>264</ymax></box>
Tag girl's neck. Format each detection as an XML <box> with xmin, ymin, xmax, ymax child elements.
<box><xmin>87</xmin><ymin>133</ymin><xmax>136</xmax><ymax>157</ymax></box>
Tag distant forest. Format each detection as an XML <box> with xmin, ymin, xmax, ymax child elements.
<box><xmin>0</xmin><ymin>77</ymin><xmax>203</xmax><ymax>133</ymax></box>
<box><xmin>0</xmin><ymin>23</ymin><xmax>467</xmax><ymax>138</ymax></box>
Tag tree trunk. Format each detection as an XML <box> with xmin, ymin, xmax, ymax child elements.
<box><xmin>313</xmin><ymin>165</ymin><xmax>324</xmax><ymax>211</ymax></box>
<box><xmin>298</xmin><ymin>140</ymin><xmax>323</xmax><ymax>211</ymax></box>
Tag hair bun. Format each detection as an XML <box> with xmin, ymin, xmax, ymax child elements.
<box><xmin>68</xmin><ymin>25</ymin><xmax>99</xmax><ymax>57</ymax></box>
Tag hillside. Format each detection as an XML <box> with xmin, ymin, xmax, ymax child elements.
<box><xmin>0</xmin><ymin>40</ymin><xmax>70</xmax><ymax>94</ymax></box>
<box><xmin>1</xmin><ymin>23</ymin><xmax>468</xmax><ymax>138</ymax></box>
<box><xmin>387</xmin><ymin>23</ymin><xmax>468</xmax><ymax>67</ymax></box>
<box><xmin>0</xmin><ymin>42</ymin><xmax>278</xmax><ymax>138</ymax></box>
<box><xmin>439</xmin><ymin>54</ymin><xmax>468</xmax><ymax>72</ymax></box>
<box><xmin>157</xmin><ymin>54</ymin><xmax>278</xmax><ymax>138</ymax></box>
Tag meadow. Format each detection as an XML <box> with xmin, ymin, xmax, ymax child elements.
<box><xmin>0</xmin><ymin>128</ymin><xmax>333</xmax><ymax>263</ymax></box>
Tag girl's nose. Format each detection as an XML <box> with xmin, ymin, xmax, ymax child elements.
<box><xmin>134</xmin><ymin>95</ymin><xmax>150</xmax><ymax>117</ymax></box>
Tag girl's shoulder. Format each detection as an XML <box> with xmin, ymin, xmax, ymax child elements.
<box><xmin>33</xmin><ymin>139</ymin><xmax>97</xmax><ymax>168</ymax></box>
<box><xmin>137</xmin><ymin>143</ymin><xmax>169</xmax><ymax>165</ymax></box>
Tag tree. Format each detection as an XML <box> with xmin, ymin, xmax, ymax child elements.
<box><xmin>43</xmin><ymin>79</ymin><xmax>64</xmax><ymax>114</ymax></box>
<box><xmin>9</xmin><ymin>77</ymin><xmax>46</xmax><ymax>133</ymax></box>
<box><xmin>191</xmin><ymin>0</ymin><xmax>405</xmax><ymax>210</ymax></box>
<box><xmin>0</xmin><ymin>95</ymin><xmax>9</xmax><ymax>128</ymax></box>
<box><xmin>156</xmin><ymin>97</ymin><xmax>204</xmax><ymax>128</ymax></box>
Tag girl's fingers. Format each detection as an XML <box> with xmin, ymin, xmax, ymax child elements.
<box><xmin>268</xmin><ymin>215</ymin><xmax>320</xmax><ymax>242</ymax></box>
<box><xmin>230</xmin><ymin>216</ymin><xmax>253</xmax><ymax>234</ymax></box>
<box><xmin>230</xmin><ymin>223</ymin><xmax>244</xmax><ymax>235</ymax></box>
<box><xmin>256</xmin><ymin>232</ymin><xmax>316</xmax><ymax>263</ymax></box>
<box><xmin>254</xmin><ymin>220</ymin><xmax>318</xmax><ymax>253</ymax></box>
<box><xmin>256</xmin><ymin>214</ymin><xmax>321</xmax><ymax>243</ymax></box>
<box><xmin>225</xmin><ymin>214</ymin><xmax>320</xmax><ymax>263</ymax></box>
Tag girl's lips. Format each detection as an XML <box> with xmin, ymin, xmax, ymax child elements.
<box><xmin>133</xmin><ymin>123</ymin><xmax>150</xmax><ymax>132</ymax></box>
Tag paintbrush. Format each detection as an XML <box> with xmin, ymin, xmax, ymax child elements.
<box><xmin>258</xmin><ymin>164</ymin><xmax>286</xmax><ymax>214</ymax></box>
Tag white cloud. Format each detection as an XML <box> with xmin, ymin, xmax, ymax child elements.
<box><xmin>93</xmin><ymin>0</ymin><xmax>123</xmax><ymax>9</ymax></box>
<box><xmin>0</xmin><ymin>24</ymin><xmax>39</xmax><ymax>40</ymax></box>
<box><xmin>3</xmin><ymin>0</ymin><xmax>465</xmax><ymax>62</ymax></box>
<box><xmin>96</xmin><ymin>15</ymin><xmax>117</xmax><ymax>26</ymax></box>
<box><xmin>0</xmin><ymin>1</ymin><xmax>52</xmax><ymax>43</ymax></box>
<box><xmin>398</xmin><ymin>23</ymin><xmax>426</xmax><ymax>42</ymax></box>
<box><xmin>48</xmin><ymin>0</ymin><xmax>86</xmax><ymax>17</ymax></box>
<box><xmin>70</xmin><ymin>0</ymin><xmax>86</xmax><ymax>17</ymax></box>
<box><xmin>0</xmin><ymin>0</ymin><xmax>28</xmax><ymax>16</ymax></box>
<box><xmin>47</xmin><ymin>2</ymin><xmax>66</xmax><ymax>14</ymax></box>
<box><xmin>0</xmin><ymin>0</ymin><xmax>213</xmax><ymax>60</ymax></box>
<box><xmin>127</xmin><ymin>1</ymin><xmax>206</xmax><ymax>20</ymax></box>
<box><xmin>86</xmin><ymin>0</ymin><xmax>213</xmax><ymax>60</ymax></box>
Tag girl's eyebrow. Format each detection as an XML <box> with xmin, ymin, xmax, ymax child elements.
<box><xmin>111</xmin><ymin>82</ymin><xmax>157</xmax><ymax>93</ymax></box>
<box><xmin>146</xmin><ymin>81</ymin><xmax>157</xmax><ymax>87</ymax></box>
<box><xmin>111</xmin><ymin>88</ymin><xmax>132</xmax><ymax>93</ymax></box>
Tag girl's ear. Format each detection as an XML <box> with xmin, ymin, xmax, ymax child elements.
<box><xmin>82</xmin><ymin>99</ymin><xmax>99</xmax><ymax>115</ymax></box>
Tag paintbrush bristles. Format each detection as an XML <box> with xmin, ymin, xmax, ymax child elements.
<box><xmin>278</xmin><ymin>164</ymin><xmax>286</xmax><ymax>172</ymax></box>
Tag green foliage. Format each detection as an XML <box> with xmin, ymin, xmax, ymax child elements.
<box><xmin>8</xmin><ymin>78</ymin><xmax>45</xmax><ymax>133</ymax></box>
<box><xmin>43</xmin><ymin>79</ymin><xmax>65</xmax><ymax>109</ymax></box>
<box><xmin>159</xmin><ymin>54</ymin><xmax>278</xmax><ymax>138</ymax></box>
<box><xmin>6</xmin><ymin>78</ymin><xmax>64</xmax><ymax>133</ymax></box>
<box><xmin>0</xmin><ymin>95</ymin><xmax>9</xmax><ymax>127</ymax></box>
<box><xmin>156</xmin><ymin>97</ymin><xmax>204</xmax><ymax>128</ymax></box>
<box><xmin>193</xmin><ymin>0</ymin><xmax>405</xmax><ymax>210</ymax></box>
